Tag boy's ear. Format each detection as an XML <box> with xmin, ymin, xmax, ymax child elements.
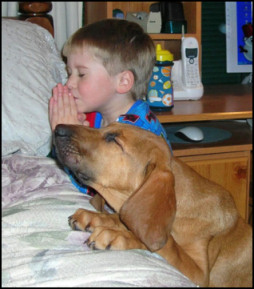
<box><xmin>116</xmin><ymin>70</ymin><xmax>134</xmax><ymax>94</ymax></box>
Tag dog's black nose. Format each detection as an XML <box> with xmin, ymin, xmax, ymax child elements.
<box><xmin>55</xmin><ymin>124</ymin><xmax>73</xmax><ymax>137</ymax></box>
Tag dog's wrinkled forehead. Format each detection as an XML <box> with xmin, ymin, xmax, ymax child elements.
<box><xmin>103</xmin><ymin>122</ymin><xmax>163</xmax><ymax>143</ymax></box>
<box><xmin>100</xmin><ymin>122</ymin><xmax>171</xmax><ymax>160</ymax></box>
<box><xmin>104</xmin><ymin>122</ymin><xmax>167</xmax><ymax>146</ymax></box>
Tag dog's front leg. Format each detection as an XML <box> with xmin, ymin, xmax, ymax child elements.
<box><xmin>156</xmin><ymin>236</ymin><xmax>210</xmax><ymax>287</ymax></box>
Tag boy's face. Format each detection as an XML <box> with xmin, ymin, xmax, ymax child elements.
<box><xmin>66</xmin><ymin>48</ymin><xmax>118</xmax><ymax>113</ymax></box>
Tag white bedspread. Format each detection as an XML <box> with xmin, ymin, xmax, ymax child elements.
<box><xmin>2</xmin><ymin>154</ymin><xmax>196</xmax><ymax>287</ymax></box>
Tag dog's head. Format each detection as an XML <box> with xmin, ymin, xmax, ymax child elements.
<box><xmin>54</xmin><ymin>123</ymin><xmax>176</xmax><ymax>251</ymax></box>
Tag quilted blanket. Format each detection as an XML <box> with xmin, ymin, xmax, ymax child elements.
<box><xmin>2</xmin><ymin>154</ymin><xmax>196</xmax><ymax>287</ymax></box>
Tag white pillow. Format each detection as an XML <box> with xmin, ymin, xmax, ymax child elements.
<box><xmin>2</xmin><ymin>19</ymin><xmax>68</xmax><ymax>156</ymax></box>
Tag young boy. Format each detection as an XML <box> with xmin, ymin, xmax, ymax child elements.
<box><xmin>49</xmin><ymin>19</ymin><xmax>172</xmax><ymax>194</ymax></box>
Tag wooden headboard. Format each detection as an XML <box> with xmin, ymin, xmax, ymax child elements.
<box><xmin>3</xmin><ymin>2</ymin><xmax>54</xmax><ymax>36</ymax></box>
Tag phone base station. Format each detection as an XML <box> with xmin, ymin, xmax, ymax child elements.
<box><xmin>173</xmin><ymin>85</ymin><xmax>204</xmax><ymax>101</ymax></box>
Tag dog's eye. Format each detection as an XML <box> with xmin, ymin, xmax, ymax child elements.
<box><xmin>105</xmin><ymin>132</ymin><xmax>119</xmax><ymax>143</ymax></box>
<box><xmin>105</xmin><ymin>132</ymin><xmax>123</xmax><ymax>151</ymax></box>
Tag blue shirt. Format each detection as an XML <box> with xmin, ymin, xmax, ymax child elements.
<box><xmin>64</xmin><ymin>100</ymin><xmax>172</xmax><ymax>194</ymax></box>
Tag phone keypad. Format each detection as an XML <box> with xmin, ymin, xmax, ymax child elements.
<box><xmin>185</xmin><ymin>57</ymin><xmax>200</xmax><ymax>87</ymax></box>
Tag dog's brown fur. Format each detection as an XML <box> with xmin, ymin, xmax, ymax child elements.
<box><xmin>54</xmin><ymin>123</ymin><xmax>252</xmax><ymax>287</ymax></box>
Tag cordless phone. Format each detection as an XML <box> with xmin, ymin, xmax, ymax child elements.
<box><xmin>171</xmin><ymin>30</ymin><xmax>204</xmax><ymax>100</ymax></box>
<box><xmin>181</xmin><ymin>37</ymin><xmax>202</xmax><ymax>88</ymax></box>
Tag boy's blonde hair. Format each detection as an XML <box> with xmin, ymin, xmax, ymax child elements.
<box><xmin>63</xmin><ymin>19</ymin><xmax>155</xmax><ymax>100</ymax></box>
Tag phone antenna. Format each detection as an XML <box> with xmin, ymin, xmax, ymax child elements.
<box><xmin>181</xmin><ymin>25</ymin><xmax>185</xmax><ymax>41</ymax></box>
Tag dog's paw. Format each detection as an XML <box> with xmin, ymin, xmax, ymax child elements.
<box><xmin>85</xmin><ymin>227</ymin><xmax>146</xmax><ymax>250</ymax></box>
<box><xmin>68</xmin><ymin>209</ymin><xmax>101</xmax><ymax>231</ymax></box>
<box><xmin>68</xmin><ymin>209</ymin><xmax>145</xmax><ymax>250</ymax></box>
<box><xmin>68</xmin><ymin>209</ymin><xmax>126</xmax><ymax>232</ymax></box>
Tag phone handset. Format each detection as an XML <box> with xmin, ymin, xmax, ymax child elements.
<box><xmin>181</xmin><ymin>37</ymin><xmax>202</xmax><ymax>88</ymax></box>
<box><xmin>172</xmin><ymin>32</ymin><xmax>204</xmax><ymax>100</ymax></box>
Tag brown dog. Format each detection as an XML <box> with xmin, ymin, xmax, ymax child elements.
<box><xmin>54</xmin><ymin>123</ymin><xmax>252</xmax><ymax>287</ymax></box>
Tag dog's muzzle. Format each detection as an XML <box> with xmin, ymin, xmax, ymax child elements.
<box><xmin>53</xmin><ymin>124</ymin><xmax>77</xmax><ymax>164</ymax></box>
<box><xmin>53</xmin><ymin>124</ymin><xmax>94</xmax><ymax>185</ymax></box>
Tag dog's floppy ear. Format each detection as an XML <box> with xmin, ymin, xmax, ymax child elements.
<box><xmin>120</xmin><ymin>162</ymin><xmax>176</xmax><ymax>252</ymax></box>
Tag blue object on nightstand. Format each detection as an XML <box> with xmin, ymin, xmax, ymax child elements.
<box><xmin>113</xmin><ymin>9</ymin><xmax>124</xmax><ymax>19</ymax></box>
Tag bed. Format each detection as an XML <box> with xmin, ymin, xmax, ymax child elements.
<box><xmin>2</xmin><ymin>17</ymin><xmax>197</xmax><ymax>287</ymax></box>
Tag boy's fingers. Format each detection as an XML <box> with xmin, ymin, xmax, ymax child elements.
<box><xmin>50</xmin><ymin>84</ymin><xmax>82</xmax><ymax>128</ymax></box>
<box><xmin>51</xmin><ymin>98</ymin><xmax>59</xmax><ymax>131</ymax></box>
<box><xmin>69</xmin><ymin>93</ymin><xmax>78</xmax><ymax>116</ymax></box>
<box><xmin>62</xmin><ymin>86</ymin><xmax>72</xmax><ymax>115</ymax></box>
<box><xmin>57</xmin><ymin>86</ymin><xmax>64</xmax><ymax>119</ymax></box>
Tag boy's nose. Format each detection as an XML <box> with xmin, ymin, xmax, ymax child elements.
<box><xmin>66</xmin><ymin>76</ymin><xmax>76</xmax><ymax>90</ymax></box>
